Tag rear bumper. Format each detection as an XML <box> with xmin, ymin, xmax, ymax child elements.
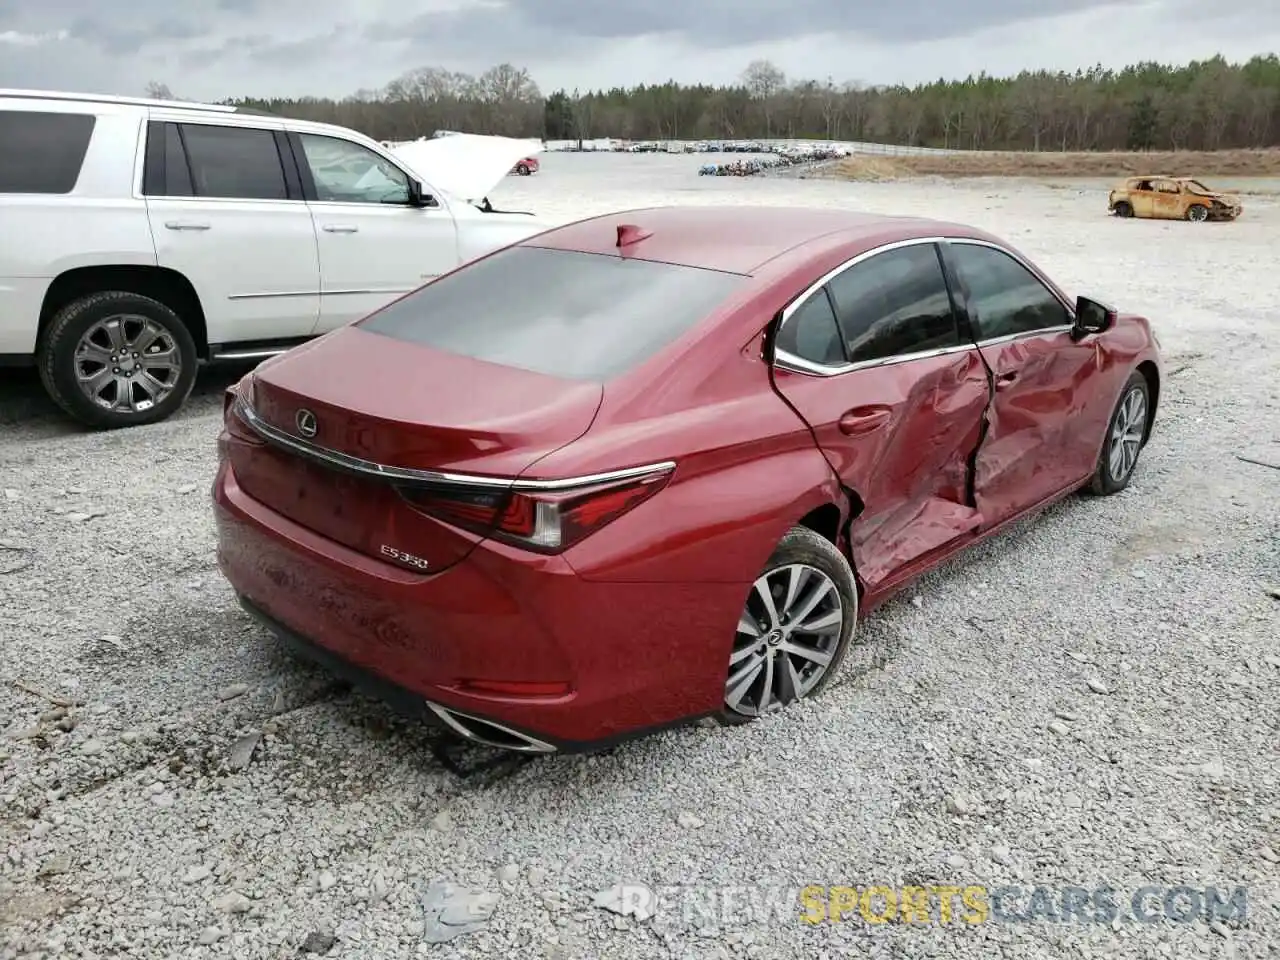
<box><xmin>213</xmin><ymin>461</ymin><xmax>737</xmax><ymax>751</ymax></box>
<box><xmin>237</xmin><ymin>595</ymin><xmax>560</xmax><ymax>752</ymax></box>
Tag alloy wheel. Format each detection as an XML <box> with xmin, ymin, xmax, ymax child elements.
<box><xmin>74</xmin><ymin>314</ymin><xmax>183</xmax><ymax>414</ymax></box>
<box><xmin>1188</xmin><ymin>205</ymin><xmax>1208</xmax><ymax>222</ymax></box>
<box><xmin>725</xmin><ymin>563</ymin><xmax>847</xmax><ymax>717</ymax></box>
<box><xmin>1108</xmin><ymin>386</ymin><xmax>1147</xmax><ymax>483</ymax></box>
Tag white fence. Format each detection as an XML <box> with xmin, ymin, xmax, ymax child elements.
<box><xmin>544</xmin><ymin>137</ymin><xmax>963</xmax><ymax>156</ymax></box>
<box><xmin>378</xmin><ymin>134</ymin><xmax>964</xmax><ymax>157</ymax></box>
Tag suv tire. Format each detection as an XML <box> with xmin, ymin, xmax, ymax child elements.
<box><xmin>38</xmin><ymin>290</ymin><xmax>199</xmax><ymax>429</ymax></box>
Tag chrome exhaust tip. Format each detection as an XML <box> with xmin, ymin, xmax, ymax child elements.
<box><xmin>426</xmin><ymin>702</ymin><xmax>557</xmax><ymax>754</ymax></box>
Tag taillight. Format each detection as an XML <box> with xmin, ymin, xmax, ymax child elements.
<box><xmin>221</xmin><ymin>374</ymin><xmax>264</xmax><ymax>454</ymax></box>
<box><xmin>395</xmin><ymin>467</ymin><xmax>674</xmax><ymax>554</ymax></box>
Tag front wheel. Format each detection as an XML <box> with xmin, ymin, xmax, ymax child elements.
<box><xmin>1087</xmin><ymin>371</ymin><xmax>1150</xmax><ymax>496</ymax></box>
<box><xmin>719</xmin><ymin>526</ymin><xmax>858</xmax><ymax>725</ymax></box>
<box><xmin>515</xmin><ymin>163</ymin><xmax>531</xmax><ymax>176</ymax></box>
<box><xmin>1186</xmin><ymin>204</ymin><xmax>1209</xmax><ymax>222</ymax></box>
<box><xmin>1113</xmin><ymin>201</ymin><xmax>1134</xmax><ymax>218</ymax></box>
<box><xmin>37</xmin><ymin>290</ymin><xmax>199</xmax><ymax>429</ymax></box>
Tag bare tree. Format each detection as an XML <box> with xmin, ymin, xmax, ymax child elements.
<box><xmin>741</xmin><ymin>59</ymin><xmax>786</xmax><ymax>138</ymax></box>
<box><xmin>571</xmin><ymin>89</ymin><xmax>594</xmax><ymax>142</ymax></box>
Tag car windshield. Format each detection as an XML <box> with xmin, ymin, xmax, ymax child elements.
<box><xmin>357</xmin><ymin>246</ymin><xmax>745</xmax><ymax>381</ymax></box>
<box><xmin>1184</xmin><ymin>180</ymin><xmax>1215</xmax><ymax>195</ymax></box>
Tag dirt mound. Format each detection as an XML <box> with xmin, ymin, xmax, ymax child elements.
<box><xmin>833</xmin><ymin>149</ymin><xmax>1280</xmax><ymax>180</ymax></box>
<box><xmin>830</xmin><ymin>156</ymin><xmax>912</xmax><ymax>181</ymax></box>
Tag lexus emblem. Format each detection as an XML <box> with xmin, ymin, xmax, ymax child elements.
<box><xmin>295</xmin><ymin>408</ymin><xmax>317</xmax><ymax>439</ymax></box>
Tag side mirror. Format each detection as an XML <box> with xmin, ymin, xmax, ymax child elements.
<box><xmin>408</xmin><ymin>180</ymin><xmax>437</xmax><ymax>208</ymax></box>
<box><xmin>1071</xmin><ymin>295</ymin><xmax>1117</xmax><ymax>341</ymax></box>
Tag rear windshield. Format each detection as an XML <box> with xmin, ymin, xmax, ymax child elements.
<box><xmin>357</xmin><ymin>246</ymin><xmax>745</xmax><ymax>381</ymax></box>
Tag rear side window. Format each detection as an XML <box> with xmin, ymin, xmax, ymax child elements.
<box><xmin>358</xmin><ymin>246</ymin><xmax>745</xmax><ymax>381</ymax></box>
<box><xmin>826</xmin><ymin>243</ymin><xmax>961</xmax><ymax>363</ymax></box>
<box><xmin>142</xmin><ymin>122</ymin><xmax>195</xmax><ymax>197</ymax></box>
<box><xmin>776</xmin><ymin>289</ymin><xmax>845</xmax><ymax>366</ymax></box>
<box><xmin>177</xmin><ymin>123</ymin><xmax>287</xmax><ymax>200</ymax></box>
<box><xmin>0</xmin><ymin>110</ymin><xmax>96</xmax><ymax>194</ymax></box>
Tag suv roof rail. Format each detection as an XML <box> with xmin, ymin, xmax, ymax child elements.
<box><xmin>0</xmin><ymin>88</ymin><xmax>239</xmax><ymax>114</ymax></box>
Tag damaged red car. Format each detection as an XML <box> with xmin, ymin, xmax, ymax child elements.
<box><xmin>213</xmin><ymin>206</ymin><xmax>1162</xmax><ymax>753</ymax></box>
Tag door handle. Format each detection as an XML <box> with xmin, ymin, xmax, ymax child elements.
<box><xmin>837</xmin><ymin>407</ymin><xmax>891</xmax><ymax>436</ymax></box>
<box><xmin>322</xmin><ymin>224</ymin><xmax>359</xmax><ymax>233</ymax></box>
<box><xmin>995</xmin><ymin>371</ymin><xmax>1019</xmax><ymax>391</ymax></box>
<box><xmin>164</xmin><ymin>220</ymin><xmax>210</xmax><ymax>231</ymax></box>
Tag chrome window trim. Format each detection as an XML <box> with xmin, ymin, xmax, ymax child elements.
<box><xmin>770</xmin><ymin>235</ymin><xmax>1079</xmax><ymax>378</ymax></box>
<box><xmin>774</xmin><ymin>342</ymin><xmax>976</xmax><ymax>377</ymax></box>
<box><xmin>233</xmin><ymin>396</ymin><xmax>675</xmax><ymax>491</ymax></box>
<box><xmin>773</xmin><ymin>236</ymin><xmax>959</xmax><ymax>377</ymax></box>
<box><xmin>972</xmin><ymin>324</ymin><xmax>1076</xmax><ymax>349</ymax></box>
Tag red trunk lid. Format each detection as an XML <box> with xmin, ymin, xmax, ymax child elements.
<box><xmin>227</xmin><ymin>327</ymin><xmax>603</xmax><ymax>573</ymax></box>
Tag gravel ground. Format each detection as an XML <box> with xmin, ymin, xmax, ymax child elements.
<box><xmin>1</xmin><ymin>152</ymin><xmax>1277</xmax><ymax>960</ymax></box>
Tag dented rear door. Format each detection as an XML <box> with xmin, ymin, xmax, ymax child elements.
<box><xmin>769</xmin><ymin>239</ymin><xmax>989</xmax><ymax>590</ymax></box>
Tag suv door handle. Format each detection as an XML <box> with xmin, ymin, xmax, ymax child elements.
<box><xmin>995</xmin><ymin>371</ymin><xmax>1019</xmax><ymax>390</ymax></box>
<box><xmin>837</xmin><ymin>406</ymin><xmax>891</xmax><ymax>436</ymax></box>
<box><xmin>164</xmin><ymin>220</ymin><xmax>210</xmax><ymax>231</ymax></box>
<box><xmin>322</xmin><ymin>224</ymin><xmax>359</xmax><ymax>233</ymax></box>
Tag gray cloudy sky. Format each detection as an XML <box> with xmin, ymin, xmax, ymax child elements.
<box><xmin>1</xmin><ymin>0</ymin><xmax>1276</xmax><ymax>100</ymax></box>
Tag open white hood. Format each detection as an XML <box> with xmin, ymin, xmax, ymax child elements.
<box><xmin>389</xmin><ymin>134</ymin><xmax>544</xmax><ymax>204</ymax></box>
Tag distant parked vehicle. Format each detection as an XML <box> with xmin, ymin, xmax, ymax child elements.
<box><xmin>512</xmin><ymin>157</ymin><xmax>539</xmax><ymax>176</ymax></box>
<box><xmin>214</xmin><ymin>205</ymin><xmax>1163</xmax><ymax>754</ymax></box>
<box><xmin>0</xmin><ymin>89</ymin><xmax>549</xmax><ymax>428</ymax></box>
<box><xmin>1107</xmin><ymin>176</ymin><xmax>1242</xmax><ymax>221</ymax></box>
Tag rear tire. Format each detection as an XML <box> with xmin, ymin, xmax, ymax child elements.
<box><xmin>718</xmin><ymin>526</ymin><xmax>858</xmax><ymax>726</ymax></box>
<box><xmin>37</xmin><ymin>290</ymin><xmax>199</xmax><ymax>429</ymax></box>
<box><xmin>1087</xmin><ymin>371</ymin><xmax>1150</xmax><ymax>496</ymax></box>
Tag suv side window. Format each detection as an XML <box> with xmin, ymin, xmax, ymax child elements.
<box><xmin>947</xmin><ymin>242</ymin><xmax>1070</xmax><ymax>341</ymax></box>
<box><xmin>826</xmin><ymin>243</ymin><xmax>961</xmax><ymax>364</ymax></box>
<box><xmin>142</xmin><ymin>122</ymin><xmax>195</xmax><ymax>197</ymax></box>
<box><xmin>296</xmin><ymin>134</ymin><xmax>411</xmax><ymax>204</ymax></box>
<box><xmin>177</xmin><ymin>123</ymin><xmax>288</xmax><ymax>200</ymax></box>
<box><xmin>775</xmin><ymin>288</ymin><xmax>845</xmax><ymax>366</ymax></box>
<box><xmin>0</xmin><ymin>110</ymin><xmax>96</xmax><ymax>194</ymax></box>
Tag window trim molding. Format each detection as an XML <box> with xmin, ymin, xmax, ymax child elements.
<box><xmin>772</xmin><ymin>234</ymin><xmax>1078</xmax><ymax>378</ymax></box>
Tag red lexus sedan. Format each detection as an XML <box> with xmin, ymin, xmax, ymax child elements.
<box><xmin>213</xmin><ymin>206</ymin><xmax>1162</xmax><ymax>754</ymax></box>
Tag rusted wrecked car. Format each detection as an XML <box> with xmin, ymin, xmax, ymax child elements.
<box><xmin>1107</xmin><ymin>176</ymin><xmax>1243</xmax><ymax>222</ymax></box>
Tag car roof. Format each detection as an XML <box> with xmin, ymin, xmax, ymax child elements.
<box><xmin>522</xmin><ymin>205</ymin><xmax>970</xmax><ymax>275</ymax></box>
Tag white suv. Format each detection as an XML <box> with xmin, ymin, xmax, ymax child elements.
<box><xmin>0</xmin><ymin>89</ymin><xmax>550</xmax><ymax>428</ymax></box>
